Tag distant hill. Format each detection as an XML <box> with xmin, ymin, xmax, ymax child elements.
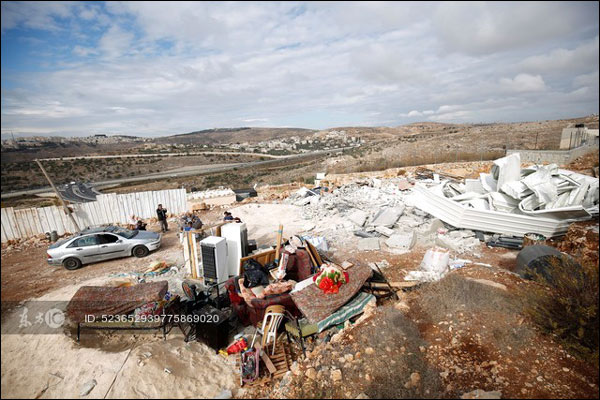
<box><xmin>156</xmin><ymin>127</ymin><xmax>317</xmax><ymax>145</ymax></box>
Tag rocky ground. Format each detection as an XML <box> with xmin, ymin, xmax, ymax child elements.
<box><xmin>1</xmin><ymin>156</ymin><xmax>599</xmax><ymax>399</ymax></box>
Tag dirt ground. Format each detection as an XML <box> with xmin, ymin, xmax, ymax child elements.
<box><xmin>0</xmin><ymin>224</ymin><xmax>182</xmax><ymax>320</ymax></box>
<box><xmin>1</xmin><ymin>157</ymin><xmax>598</xmax><ymax>399</ymax></box>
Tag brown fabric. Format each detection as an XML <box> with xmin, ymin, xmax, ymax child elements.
<box><xmin>66</xmin><ymin>281</ymin><xmax>168</xmax><ymax>323</ymax></box>
<box><xmin>283</xmin><ymin>248</ymin><xmax>314</xmax><ymax>282</ymax></box>
<box><xmin>290</xmin><ymin>263</ymin><xmax>372</xmax><ymax>324</ymax></box>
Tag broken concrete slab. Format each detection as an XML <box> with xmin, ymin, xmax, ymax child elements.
<box><xmin>375</xmin><ymin>226</ymin><xmax>395</xmax><ymax>237</ymax></box>
<box><xmin>427</xmin><ymin>218</ymin><xmax>446</xmax><ymax>234</ymax></box>
<box><xmin>397</xmin><ymin>214</ymin><xmax>424</xmax><ymax>229</ymax></box>
<box><xmin>358</xmin><ymin>237</ymin><xmax>380</xmax><ymax>251</ymax></box>
<box><xmin>385</xmin><ymin>231</ymin><xmax>416</xmax><ymax>251</ymax></box>
<box><xmin>348</xmin><ymin>209</ymin><xmax>368</xmax><ymax>227</ymax></box>
<box><xmin>371</xmin><ymin>206</ymin><xmax>405</xmax><ymax>228</ymax></box>
<box><xmin>435</xmin><ymin>232</ymin><xmax>481</xmax><ymax>254</ymax></box>
<box><xmin>398</xmin><ymin>179</ymin><xmax>413</xmax><ymax>191</ymax></box>
<box><xmin>354</xmin><ymin>230</ymin><xmax>379</xmax><ymax>238</ymax></box>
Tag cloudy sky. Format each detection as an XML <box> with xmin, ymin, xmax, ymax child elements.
<box><xmin>1</xmin><ymin>1</ymin><xmax>598</xmax><ymax>138</ymax></box>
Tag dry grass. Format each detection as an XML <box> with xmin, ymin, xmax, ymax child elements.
<box><xmin>416</xmin><ymin>274</ymin><xmax>534</xmax><ymax>355</ymax></box>
<box><xmin>523</xmin><ymin>259</ymin><xmax>599</xmax><ymax>364</ymax></box>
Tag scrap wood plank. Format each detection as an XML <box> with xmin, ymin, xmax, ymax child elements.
<box><xmin>305</xmin><ymin>240</ymin><xmax>324</xmax><ymax>266</ymax></box>
<box><xmin>365</xmin><ymin>281</ymin><xmax>421</xmax><ymax>289</ymax></box>
<box><xmin>304</xmin><ymin>242</ymin><xmax>319</xmax><ymax>268</ymax></box>
<box><xmin>261</xmin><ymin>353</ymin><xmax>277</xmax><ymax>375</ymax></box>
<box><xmin>274</xmin><ymin>224</ymin><xmax>283</xmax><ymax>264</ymax></box>
<box><xmin>255</xmin><ymin>344</ymin><xmax>277</xmax><ymax>375</ymax></box>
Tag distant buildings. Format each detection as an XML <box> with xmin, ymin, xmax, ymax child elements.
<box><xmin>1</xmin><ymin>134</ymin><xmax>149</xmax><ymax>150</ymax></box>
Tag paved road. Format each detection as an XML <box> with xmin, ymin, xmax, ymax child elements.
<box><xmin>38</xmin><ymin>150</ymin><xmax>288</xmax><ymax>161</ymax></box>
<box><xmin>1</xmin><ymin>148</ymin><xmax>349</xmax><ymax>199</ymax></box>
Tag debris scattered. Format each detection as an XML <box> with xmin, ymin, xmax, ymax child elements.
<box><xmin>79</xmin><ymin>379</ymin><xmax>97</xmax><ymax>397</ymax></box>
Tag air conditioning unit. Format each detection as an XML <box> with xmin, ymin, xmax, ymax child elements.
<box><xmin>200</xmin><ymin>236</ymin><xmax>228</xmax><ymax>285</ymax></box>
<box><xmin>221</xmin><ymin>222</ymin><xmax>248</xmax><ymax>277</ymax></box>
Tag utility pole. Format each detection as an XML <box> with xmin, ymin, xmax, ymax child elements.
<box><xmin>35</xmin><ymin>159</ymin><xmax>81</xmax><ymax>232</ymax></box>
<box><xmin>534</xmin><ymin>132</ymin><xmax>539</xmax><ymax>150</ymax></box>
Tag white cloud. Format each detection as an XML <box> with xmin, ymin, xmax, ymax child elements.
<box><xmin>1</xmin><ymin>1</ymin><xmax>598</xmax><ymax>137</ymax></box>
<box><xmin>573</xmin><ymin>71</ymin><xmax>599</xmax><ymax>88</ymax></box>
<box><xmin>1</xmin><ymin>1</ymin><xmax>77</xmax><ymax>33</ymax></box>
<box><xmin>400</xmin><ymin>110</ymin><xmax>423</xmax><ymax>117</ymax></box>
<box><xmin>499</xmin><ymin>74</ymin><xmax>547</xmax><ymax>93</ymax></box>
<box><xmin>519</xmin><ymin>36</ymin><xmax>599</xmax><ymax>75</ymax></box>
<box><xmin>433</xmin><ymin>2</ymin><xmax>597</xmax><ymax>55</ymax></box>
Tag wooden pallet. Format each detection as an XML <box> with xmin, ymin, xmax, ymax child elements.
<box><xmin>268</xmin><ymin>344</ymin><xmax>291</xmax><ymax>380</ymax></box>
<box><xmin>236</xmin><ymin>340</ymin><xmax>291</xmax><ymax>387</ymax></box>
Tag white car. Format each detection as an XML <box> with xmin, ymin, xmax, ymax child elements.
<box><xmin>47</xmin><ymin>225</ymin><xmax>161</xmax><ymax>270</ymax></box>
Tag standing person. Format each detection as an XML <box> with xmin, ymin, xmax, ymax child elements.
<box><xmin>156</xmin><ymin>204</ymin><xmax>168</xmax><ymax>232</ymax></box>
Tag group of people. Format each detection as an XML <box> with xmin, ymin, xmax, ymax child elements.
<box><xmin>180</xmin><ymin>211</ymin><xmax>204</xmax><ymax>232</ymax></box>
<box><xmin>128</xmin><ymin>215</ymin><xmax>147</xmax><ymax>231</ymax></box>
<box><xmin>152</xmin><ymin>204</ymin><xmax>242</xmax><ymax>235</ymax></box>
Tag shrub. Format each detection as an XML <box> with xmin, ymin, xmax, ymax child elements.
<box><xmin>524</xmin><ymin>259</ymin><xmax>599</xmax><ymax>363</ymax></box>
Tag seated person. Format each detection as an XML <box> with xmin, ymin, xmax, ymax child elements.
<box><xmin>128</xmin><ymin>214</ymin><xmax>138</xmax><ymax>230</ymax></box>
<box><xmin>136</xmin><ymin>220</ymin><xmax>147</xmax><ymax>230</ymax></box>
<box><xmin>191</xmin><ymin>214</ymin><xmax>203</xmax><ymax>229</ymax></box>
<box><xmin>183</xmin><ymin>221</ymin><xmax>194</xmax><ymax>231</ymax></box>
<box><xmin>224</xmin><ymin>211</ymin><xmax>242</xmax><ymax>223</ymax></box>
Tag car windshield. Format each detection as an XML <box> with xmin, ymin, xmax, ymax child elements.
<box><xmin>110</xmin><ymin>226</ymin><xmax>138</xmax><ymax>239</ymax></box>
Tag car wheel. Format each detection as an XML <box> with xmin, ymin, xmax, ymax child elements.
<box><xmin>133</xmin><ymin>245</ymin><xmax>149</xmax><ymax>258</ymax></box>
<box><xmin>63</xmin><ymin>257</ymin><xmax>82</xmax><ymax>270</ymax></box>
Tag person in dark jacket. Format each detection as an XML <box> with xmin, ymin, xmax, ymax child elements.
<box><xmin>157</xmin><ymin>204</ymin><xmax>168</xmax><ymax>232</ymax></box>
<box><xmin>136</xmin><ymin>220</ymin><xmax>147</xmax><ymax>230</ymax></box>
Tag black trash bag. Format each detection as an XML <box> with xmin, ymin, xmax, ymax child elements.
<box><xmin>243</xmin><ymin>259</ymin><xmax>269</xmax><ymax>288</ymax></box>
<box><xmin>264</xmin><ymin>261</ymin><xmax>278</xmax><ymax>271</ymax></box>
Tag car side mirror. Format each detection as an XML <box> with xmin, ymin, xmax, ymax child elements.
<box><xmin>116</xmin><ymin>239</ymin><xmax>123</xmax><ymax>243</ymax></box>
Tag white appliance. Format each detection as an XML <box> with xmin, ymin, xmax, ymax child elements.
<box><xmin>200</xmin><ymin>236</ymin><xmax>228</xmax><ymax>285</ymax></box>
<box><xmin>221</xmin><ymin>222</ymin><xmax>248</xmax><ymax>277</ymax></box>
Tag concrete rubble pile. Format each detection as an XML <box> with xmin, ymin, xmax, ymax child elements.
<box><xmin>411</xmin><ymin>153</ymin><xmax>600</xmax><ymax>237</ymax></box>
<box><xmin>286</xmin><ymin>178</ymin><xmax>482</xmax><ymax>254</ymax></box>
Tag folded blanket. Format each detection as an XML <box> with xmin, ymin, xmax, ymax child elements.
<box><xmin>67</xmin><ymin>281</ymin><xmax>168</xmax><ymax>323</ymax></box>
<box><xmin>290</xmin><ymin>263</ymin><xmax>372</xmax><ymax>324</ymax></box>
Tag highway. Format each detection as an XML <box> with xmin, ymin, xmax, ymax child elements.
<box><xmin>38</xmin><ymin>150</ymin><xmax>288</xmax><ymax>161</ymax></box>
<box><xmin>1</xmin><ymin>148</ymin><xmax>349</xmax><ymax>199</ymax></box>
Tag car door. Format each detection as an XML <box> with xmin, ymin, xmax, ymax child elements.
<box><xmin>66</xmin><ymin>235</ymin><xmax>101</xmax><ymax>263</ymax></box>
<box><xmin>96</xmin><ymin>233</ymin><xmax>129</xmax><ymax>261</ymax></box>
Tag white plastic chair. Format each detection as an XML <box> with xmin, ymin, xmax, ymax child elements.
<box><xmin>251</xmin><ymin>305</ymin><xmax>285</xmax><ymax>355</ymax></box>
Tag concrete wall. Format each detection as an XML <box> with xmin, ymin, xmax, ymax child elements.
<box><xmin>560</xmin><ymin>127</ymin><xmax>594</xmax><ymax>149</ymax></box>
<box><xmin>507</xmin><ymin>143</ymin><xmax>598</xmax><ymax>165</ymax></box>
<box><xmin>1</xmin><ymin>188</ymin><xmax>186</xmax><ymax>242</ymax></box>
